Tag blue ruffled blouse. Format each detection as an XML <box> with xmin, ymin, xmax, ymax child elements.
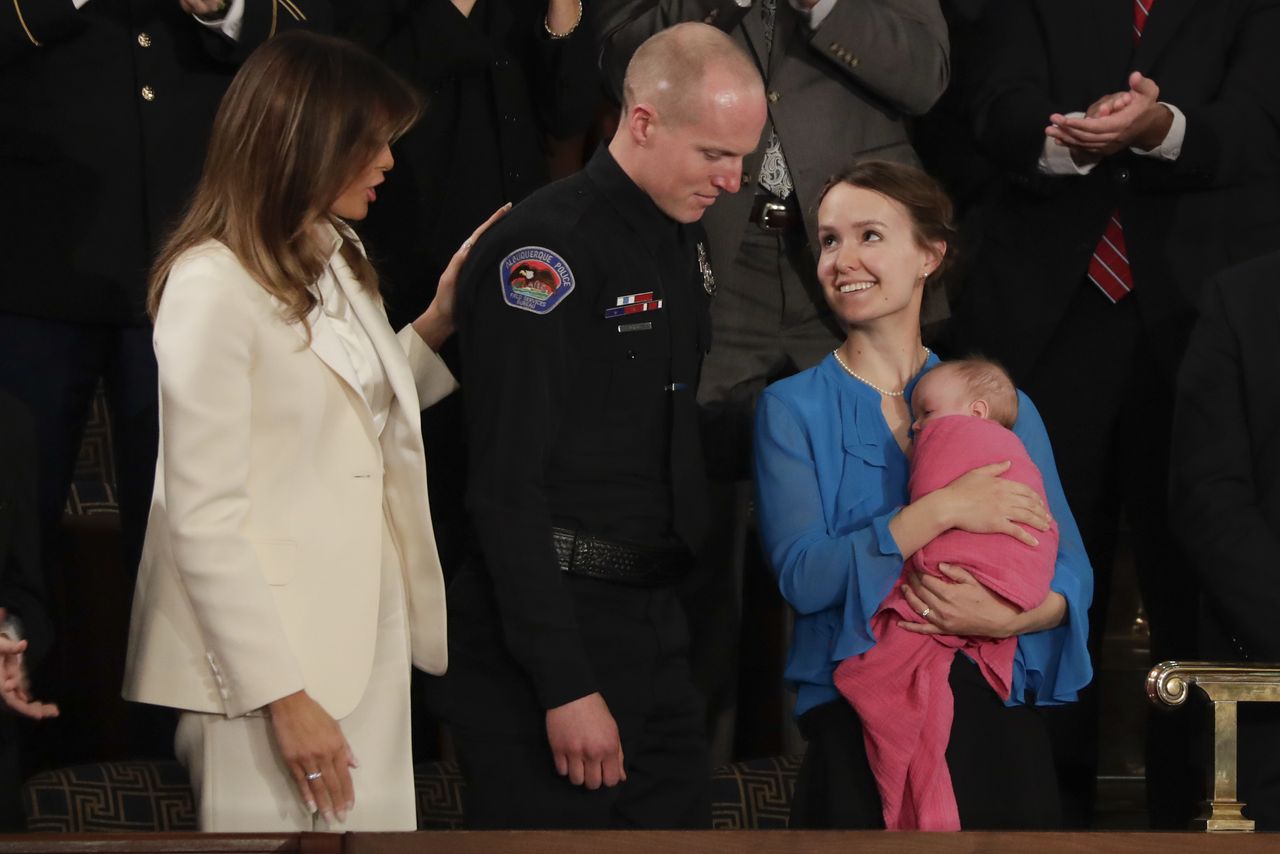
<box><xmin>753</xmin><ymin>353</ymin><xmax>1093</xmax><ymax>718</ymax></box>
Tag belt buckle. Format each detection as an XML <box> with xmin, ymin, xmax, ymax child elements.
<box><xmin>759</xmin><ymin>200</ymin><xmax>788</xmax><ymax>231</ymax></box>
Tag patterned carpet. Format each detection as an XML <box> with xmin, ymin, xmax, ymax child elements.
<box><xmin>24</xmin><ymin>756</ymin><xmax>804</xmax><ymax>831</ymax></box>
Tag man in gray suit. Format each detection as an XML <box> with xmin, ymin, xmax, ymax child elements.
<box><xmin>597</xmin><ymin>0</ymin><xmax>949</xmax><ymax>759</ymax></box>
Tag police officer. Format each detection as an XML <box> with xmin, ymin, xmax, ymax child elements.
<box><xmin>425</xmin><ymin>23</ymin><xmax>766</xmax><ymax>829</ymax></box>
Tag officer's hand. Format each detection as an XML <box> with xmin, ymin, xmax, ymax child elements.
<box><xmin>545</xmin><ymin>692</ymin><xmax>626</xmax><ymax>789</ymax></box>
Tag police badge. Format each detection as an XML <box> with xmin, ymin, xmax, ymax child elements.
<box><xmin>697</xmin><ymin>242</ymin><xmax>716</xmax><ymax>296</ymax></box>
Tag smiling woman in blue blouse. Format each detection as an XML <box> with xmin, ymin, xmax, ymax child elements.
<box><xmin>754</xmin><ymin>161</ymin><xmax>1092</xmax><ymax>830</ymax></box>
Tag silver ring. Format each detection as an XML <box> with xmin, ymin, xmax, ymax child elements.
<box><xmin>305</xmin><ymin>770</ymin><xmax>322</xmax><ymax>781</ymax></box>
<box><xmin>920</xmin><ymin>607</ymin><xmax>932</xmax><ymax>619</ymax></box>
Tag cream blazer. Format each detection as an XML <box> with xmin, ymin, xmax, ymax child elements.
<box><xmin>124</xmin><ymin>231</ymin><xmax>455</xmax><ymax>720</ymax></box>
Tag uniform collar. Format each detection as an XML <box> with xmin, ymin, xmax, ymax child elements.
<box><xmin>585</xmin><ymin>145</ymin><xmax>680</xmax><ymax>254</ymax></box>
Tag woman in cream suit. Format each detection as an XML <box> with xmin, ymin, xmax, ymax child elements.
<box><xmin>122</xmin><ymin>32</ymin><xmax>505</xmax><ymax>832</ymax></box>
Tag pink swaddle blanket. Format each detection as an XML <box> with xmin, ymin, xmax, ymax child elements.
<box><xmin>833</xmin><ymin>415</ymin><xmax>1058</xmax><ymax>830</ymax></box>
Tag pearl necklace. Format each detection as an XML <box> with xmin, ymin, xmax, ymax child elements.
<box><xmin>831</xmin><ymin>346</ymin><xmax>932</xmax><ymax>397</ymax></box>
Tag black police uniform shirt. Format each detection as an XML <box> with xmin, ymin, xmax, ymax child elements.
<box><xmin>455</xmin><ymin>145</ymin><xmax>714</xmax><ymax>709</ymax></box>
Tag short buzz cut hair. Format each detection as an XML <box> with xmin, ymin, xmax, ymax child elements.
<box><xmin>942</xmin><ymin>357</ymin><xmax>1019</xmax><ymax>429</ymax></box>
<box><xmin>621</xmin><ymin>22</ymin><xmax>761</xmax><ymax>126</ymax></box>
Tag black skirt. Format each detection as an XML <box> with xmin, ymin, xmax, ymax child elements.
<box><xmin>790</xmin><ymin>652</ymin><xmax>1062</xmax><ymax>829</ymax></box>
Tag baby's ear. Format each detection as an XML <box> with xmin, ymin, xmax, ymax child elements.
<box><xmin>970</xmin><ymin>399</ymin><xmax>989</xmax><ymax>420</ymax></box>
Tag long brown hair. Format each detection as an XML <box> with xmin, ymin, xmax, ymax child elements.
<box><xmin>148</xmin><ymin>31</ymin><xmax>421</xmax><ymax>329</ymax></box>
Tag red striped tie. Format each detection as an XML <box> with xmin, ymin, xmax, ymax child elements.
<box><xmin>1088</xmin><ymin>0</ymin><xmax>1155</xmax><ymax>303</ymax></box>
<box><xmin>1133</xmin><ymin>0</ymin><xmax>1152</xmax><ymax>41</ymax></box>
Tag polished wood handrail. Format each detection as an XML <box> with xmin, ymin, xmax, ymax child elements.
<box><xmin>7</xmin><ymin>832</ymin><xmax>1280</xmax><ymax>853</ymax></box>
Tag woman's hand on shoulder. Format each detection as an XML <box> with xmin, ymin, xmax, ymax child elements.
<box><xmin>412</xmin><ymin>203</ymin><xmax>512</xmax><ymax>351</ymax></box>
<box><xmin>936</xmin><ymin>461</ymin><xmax>1052</xmax><ymax>547</ymax></box>
<box><xmin>267</xmin><ymin>690</ymin><xmax>357</xmax><ymax>825</ymax></box>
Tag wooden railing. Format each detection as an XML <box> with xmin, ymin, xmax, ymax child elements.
<box><xmin>6</xmin><ymin>833</ymin><xmax>1280</xmax><ymax>854</ymax></box>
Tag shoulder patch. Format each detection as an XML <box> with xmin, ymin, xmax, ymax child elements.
<box><xmin>499</xmin><ymin>246</ymin><xmax>575</xmax><ymax>315</ymax></box>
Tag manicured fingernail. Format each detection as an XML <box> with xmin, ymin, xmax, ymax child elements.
<box><xmin>323</xmin><ymin>810</ymin><xmax>336</xmax><ymax>824</ymax></box>
<box><xmin>306</xmin><ymin>800</ymin><xmax>317</xmax><ymax>814</ymax></box>
<box><xmin>337</xmin><ymin>809</ymin><xmax>348</xmax><ymax>823</ymax></box>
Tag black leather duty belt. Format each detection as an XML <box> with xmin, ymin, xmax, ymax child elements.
<box><xmin>551</xmin><ymin>527</ymin><xmax>692</xmax><ymax>587</ymax></box>
<box><xmin>749</xmin><ymin>193</ymin><xmax>803</xmax><ymax>232</ymax></box>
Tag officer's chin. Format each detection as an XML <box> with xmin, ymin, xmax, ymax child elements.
<box><xmin>678</xmin><ymin>204</ymin><xmax>710</xmax><ymax>224</ymax></box>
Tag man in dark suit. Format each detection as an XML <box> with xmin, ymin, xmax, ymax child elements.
<box><xmin>1171</xmin><ymin>252</ymin><xmax>1280</xmax><ymax>831</ymax></box>
<box><xmin>0</xmin><ymin>0</ymin><xmax>328</xmax><ymax>764</ymax></box>
<box><xmin>954</xmin><ymin>0</ymin><xmax>1280</xmax><ymax>827</ymax></box>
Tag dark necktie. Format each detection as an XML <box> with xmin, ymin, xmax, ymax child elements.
<box><xmin>1086</xmin><ymin>0</ymin><xmax>1158</xmax><ymax>303</ymax></box>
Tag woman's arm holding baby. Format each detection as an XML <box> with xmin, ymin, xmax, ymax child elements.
<box><xmin>899</xmin><ymin>565</ymin><xmax>1066</xmax><ymax>638</ymax></box>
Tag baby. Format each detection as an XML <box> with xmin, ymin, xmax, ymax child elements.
<box><xmin>833</xmin><ymin>358</ymin><xmax>1059</xmax><ymax>831</ymax></box>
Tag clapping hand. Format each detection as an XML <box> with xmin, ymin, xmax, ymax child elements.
<box><xmin>1046</xmin><ymin>71</ymin><xmax>1174</xmax><ymax>158</ymax></box>
<box><xmin>0</xmin><ymin>609</ymin><xmax>58</xmax><ymax>721</ymax></box>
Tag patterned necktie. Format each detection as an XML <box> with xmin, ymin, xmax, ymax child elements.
<box><xmin>1086</xmin><ymin>0</ymin><xmax>1156</xmax><ymax>302</ymax></box>
<box><xmin>756</xmin><ymin>0</ymin><xmax>794</xmax><ymax>199</ymax></box>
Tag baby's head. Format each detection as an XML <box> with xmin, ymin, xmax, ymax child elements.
<box><xmin>911</xmin><ymin>357</ymin><xmax>1018</xmax><ymax>436</ymax></box>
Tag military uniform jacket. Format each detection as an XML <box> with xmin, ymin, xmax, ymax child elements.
<box><xmin>456</xmin><ymin>146</ymin><xmax>712</xmax><ymax>709</ymax></box>
<box><xmin>0</xmin><ymin>0</ymin><xmax>330</xmax><ymax>325</ymax></box>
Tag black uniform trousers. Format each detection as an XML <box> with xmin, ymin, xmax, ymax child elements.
<box><xmin>436</xmin><ymin>566</ymin><xmax>710</xmax><ymax>829</ymax></box>
<box><xmin>1018</xmin><ymin>282</ymin><xmax>1200</xmax><ymax>828</ymax></box>
<box><xmin>790</xmin><ymin>654</ymin><xmax>1061</xmax><ymax>829</ymax></box>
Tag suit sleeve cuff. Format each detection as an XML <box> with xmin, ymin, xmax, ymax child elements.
<box><xmin>398</xmin><ymin>325</ymin><xmax>460</xmax><ymax>409</ymax></box>
<box><xmin>1131</xmin><ymin>101</ymin><xmax>1185</xmax><ymax>161</ymax></box>
<box><xmin>791</xmin><ymin>0</ymin><xmax>837</xmax><ymax>29</ymax></box>
<box><xmin>1038</xmin><ymin>114</ymin><xmax>1098</xmax><ymax>175</ymax></box>
<box><xmin>191</xmin><ymin>0</ymin><xmax>246</xmax><ymax>41</ymax></box>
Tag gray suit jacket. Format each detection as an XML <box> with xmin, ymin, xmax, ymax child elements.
<box><xmin>598</xmin><ymin>0</ymin><xmax>950</xmax><ymax>275</ymax></box>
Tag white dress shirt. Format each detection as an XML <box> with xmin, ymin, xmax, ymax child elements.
<box><xmin>309</xmin><ymin>238</ymin><xmax>394</xmax><ymax>436</ymax></box>
<box><xmin>1040</xmin><ymin>103</ymin><xmax>1187</xmax><ymax>175</ymax></box>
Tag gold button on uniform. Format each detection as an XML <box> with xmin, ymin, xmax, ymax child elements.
<box><xmin>137</xmin><ymin>32</ymin><xmax>152</xmax><ymax>47</ymax></box>
<box><xmin>141</xmin><ymin>85</ymin><xmax>155</xmax><ymax>101</ymax></box>
<box><xmin>767</xmin><ymin>90</ymin><xmax>780</xmax><ymax>103</ymax></box>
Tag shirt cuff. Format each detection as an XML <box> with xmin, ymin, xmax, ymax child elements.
<box><xmin>792</xmin><ymin>0</ymin><xmax>838</xmax><ymax>29</ymax></box>
<box><xmin>192</xmin><ymin>0</ymin><xmax>246</xmax><ymax>41</ymax></box>
<box><xmin>808</xmin><ymin>0</ymin><xmax>839</xmax><ymax>29</ymax></box>
<box><xmin>1039</xmin><ymin>113</ymin><xmax>1098</xmax><ymax>175</ymax></box>
<box><xmin>1131</xmin><ymin>102</ymin><xmax>1185</xmax><ymax>161</ymax></box>
<box><xmin>871</xmin><ymin>507</ymin><xmax>904</xmax><ymax>559</ymax></box>
<box><xmin>73</xmin><ymin>0</ymin><xmax>90</xmax><ymax>9</ymax></box>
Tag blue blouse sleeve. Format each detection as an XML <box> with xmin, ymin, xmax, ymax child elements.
<box><xmin>1010</xmin><ymin>391</ymin><xmax>1094</xmax><ymax>705</ymax></box>
<box><xmin>753</xmin><ymin>389</ymin><xmax>906</xmax><ymax>660</ymax></box>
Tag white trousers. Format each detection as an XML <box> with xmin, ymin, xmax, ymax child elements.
<box><xmin>176</xmin><ymin>519</ymin><xmax>415</xmax><ymax>831</ymax></box>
